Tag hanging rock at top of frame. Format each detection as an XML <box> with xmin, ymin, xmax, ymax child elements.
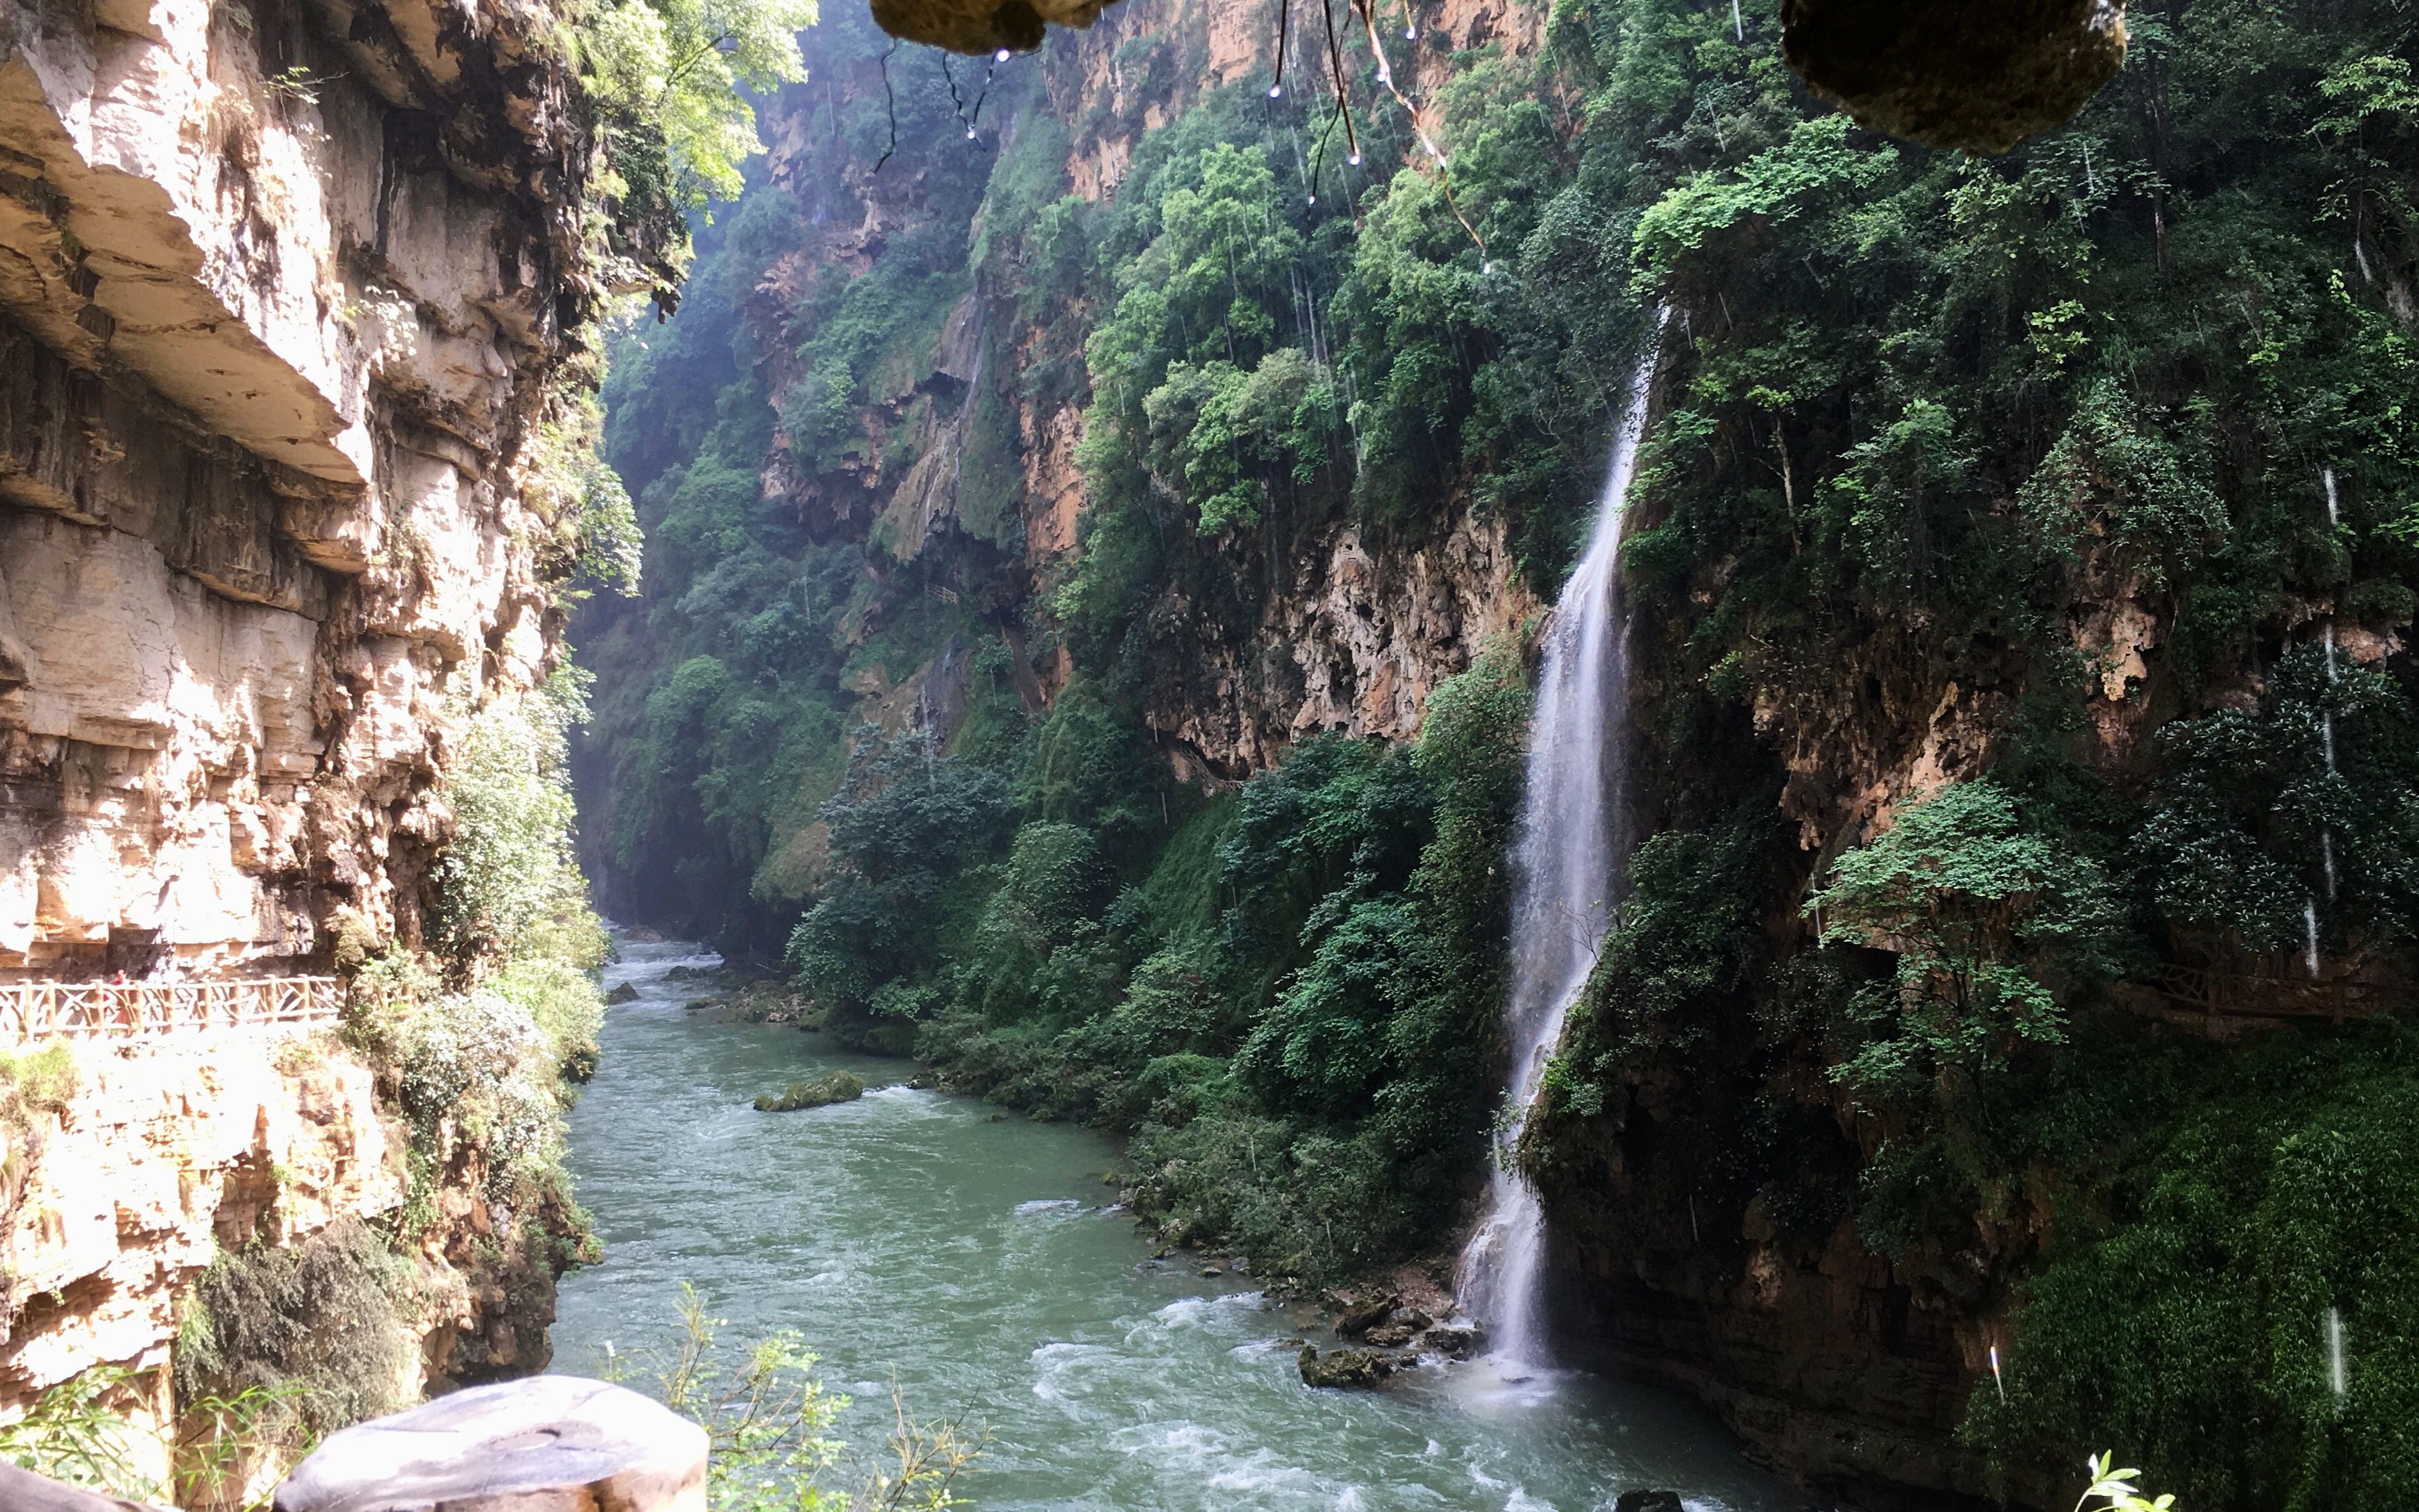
<box><xmin>1780</xmin><ymin>0</ymin><xmax>2128</xmax><ymax>153</ymax></box>
<box><xmin>869</xmin><ymin>0</ymin><xmax>1120</xmax><ymax>54</ymax></box>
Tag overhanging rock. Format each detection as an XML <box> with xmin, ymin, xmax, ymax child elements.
<box><xmin>1780</xmin><ymin>0</ymin><xmax>2128</xmax><ymax>153</ymax></box>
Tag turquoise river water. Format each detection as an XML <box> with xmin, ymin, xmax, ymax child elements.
<box><xmin>551</xmin><ymin>935</ymin><xmax>1812</xmax><ymax>1511</ymax></box>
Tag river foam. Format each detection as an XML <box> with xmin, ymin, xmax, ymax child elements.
<box><xmin>552</xmin><ymin>929</ymin><xmax>1803</xmax><ymax>1512</ymax></box>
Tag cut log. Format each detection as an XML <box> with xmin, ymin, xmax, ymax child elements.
<box><xmin>272</xmin><ymin>1375</ymin><xmax>708</xmax><ymax>1512</ymax></box>
<box><xmin>0</xmin><ymin>1465</ymin><xmax>163</xmax><ymax>1512</ymax></box>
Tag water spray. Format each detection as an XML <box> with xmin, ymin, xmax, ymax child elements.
<box><xmin>1989</xmin><ymin>1346</ymin><xmax>2006</xmax><ymax>1403</ymax></box>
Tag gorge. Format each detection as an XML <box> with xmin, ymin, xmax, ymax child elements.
<box><xmin>571</xmin><ymin>0</ymin><xmax>2419</xmax><ymax>1507</ymax></box>
<box><xmin>0</xmin><ymin>0</ymin><xmax>2414</xmax><ymax>1507</ymax></box>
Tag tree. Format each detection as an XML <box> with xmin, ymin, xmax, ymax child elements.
<box><xmin>579</xmin><ymin>0</ymin><xmax>817</xmax><ymax>212</ymax></box>
<box><xmin>1808</xmin><ymin>780</ymin><xmax>2122</xmax><ymax>1099</ymax></box>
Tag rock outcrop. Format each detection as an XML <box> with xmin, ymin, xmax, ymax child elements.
<box><xmin>0</xmin><ymin>0</ymin><xmax>650</xmax><ymax>977</ymax></box>
<box><xmin>0</xmin><ymin>1030</ymin><xmax>540</xmax><ymax>1490</ymax></box>
<box><xmin>0</xmin><ymin>0</ymin><xmax>645</xmax><ymax>1479</ymax></box>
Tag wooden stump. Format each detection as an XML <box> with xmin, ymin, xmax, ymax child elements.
<box><xmin>0</xmin><ymin>1464</ymin><xmax>163</xmax><ymax>1512</ymax></box>
<box><xmin>272</xmin><ymin>1375</ymin><xmax>707</xmax><ymax>1512</ymax></box>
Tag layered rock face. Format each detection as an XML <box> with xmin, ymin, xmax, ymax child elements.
<box><xmin>0</xmin><ymin>1032</ymin><xmax>400</xmax><ymax>1483</ymax></box>
<box><xmin>0</xmin><ymin>0</ymin><xmax>623</xmax><ymax>977</ymax></box>
<box><xmin>0</xmin><ymin>0</ymin><xmax>631</xmax><ymax>1474</ymax></box>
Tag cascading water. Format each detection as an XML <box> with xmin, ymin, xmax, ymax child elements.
<box><xmin>1455</xmin><ymin>339</ymin><xmax>1660</xmax><ymax>1367</ymax></box>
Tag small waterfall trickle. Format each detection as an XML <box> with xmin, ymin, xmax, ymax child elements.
<box><xmin>1455</xmin><ymin>338</ymin><xmax>1659</xmax><ymax>1367</ymax></box>
<box><xmin>2324</xmin><ymin>467</ymin><xmax>2341</xmax><ymax>526</ymax></box>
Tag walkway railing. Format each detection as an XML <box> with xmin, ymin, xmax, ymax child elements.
<box><xmin>0</xmin><ymin>976</ymin><xmax>347</xmax><ymax>1042</ymax></box>
<box><xmin>2120</xmin><ymin>962</ymin><xmax>2411</xmax><ymax>1038</ymax></box>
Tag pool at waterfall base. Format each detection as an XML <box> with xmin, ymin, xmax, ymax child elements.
<box><xmin>551</xmin><ymin>934</ymin><xmax>1812</xmax><ymax>1511</ymax></box>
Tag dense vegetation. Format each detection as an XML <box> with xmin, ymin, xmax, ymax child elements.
<box><xmin>578</xmin><ymin>0</ymin><xmax>2419</xmax><ymax>1503</ymax></box>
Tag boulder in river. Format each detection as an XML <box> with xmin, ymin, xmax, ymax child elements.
<box><xmin>1421</xmin><ymin>1326</ymin><xmax>1481</xmax><ymax>1359</ymax></box>
<box><xmin>623</xmin><ymin>926</ymin><xmax>666</xmax><ymax>943</ymax></box>
<box><xmin>755</xmin><ymin>1071</ymin><xmax>868</xmax><ymax>1112</ymax></box>
<box><xmin>1614</xmin><ymin>1493</ymin><xmax>1685</xmax><ymax>1512</ymax></box>
<box><xmin>605</xmin><ymin>982</ymin><xmax>639</xmax><ymax>1004</ymax></box>
<box><xmin>1298</xmin><ymin>1345</ymin><xmax>1393</xmax><ymax>1389</ymax></box>
<box><xmin>1334</xmin><ymin>1293</ymin><xmax>1399</xmax><ymax>1337</ymax></box>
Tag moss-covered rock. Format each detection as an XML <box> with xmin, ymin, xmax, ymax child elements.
<box><xmin>1296</xmin><ymin>1345</ymin><xmax>1391</xmax><ymax>1389</ymax></box>
<box><xmin>753</xmin><ymin>1071</ymin><xmax>867</xmax><ymax>1112</ymax></box>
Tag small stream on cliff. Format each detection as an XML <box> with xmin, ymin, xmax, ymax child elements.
<box><xmin>553</xmin><ymin>935</ymin><xmax>1806</xmax><ymax>1512</ymax></box>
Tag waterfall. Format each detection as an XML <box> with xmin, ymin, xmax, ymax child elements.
<box><xmin>1455</xmin><ymin>340</ymin><xmax>1658</xmax><ymax>1367</ymax></box>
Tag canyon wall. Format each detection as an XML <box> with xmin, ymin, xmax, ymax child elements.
<box><xmin>0</xmin><ymin>0</ymin><xmax>628</xmax><ymax>978</ymax></box>
<box><xmin>0</xmin><ymin>0</ymin><xmax>647</xmax><ymax>1477</ymax></box>
<box><xmin>577</xmin><ymin>0</ymin><xmax>2419</xmax><ymax>1507</ymax></box>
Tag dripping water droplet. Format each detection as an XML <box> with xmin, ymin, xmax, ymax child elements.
<box><xmin>1405</xmin><ymin>23</ymin><xmax>1418</xmax><ymax>38</ymax></box>
<box><xmin>1347</xmin><ymin>151</ymin><xmax>1362</xmax><ymax>166</ymax></box>
<box><xmin>1269</xmin><ymin>83</ymin><xmax>1283</xmax><ymax>98</ymax></box>
<box><xmin>994</xmin><ymin>47</ymin><xmax>1012</xmax><ymax>61</ymax></box>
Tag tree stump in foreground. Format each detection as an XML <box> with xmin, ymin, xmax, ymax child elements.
<box><xmin>272</xmin><ymin>1375</ymin><xmax>707</xmax><ymax>1512</ymax></box>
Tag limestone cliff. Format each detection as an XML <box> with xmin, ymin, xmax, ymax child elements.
<box><xmin>0</xmin><ymin>0</ymin><xmax>648</xmax><ymax>1478</ymax></box>
<box><xmin>577</xmin><ymin>0</ymin><xmax>1545</xmax><ymax>942</ymax></box>
<box><xmin>0</xmin><ymin>0</ymin><xmax>651</xmax><ymax>976</ymax></box>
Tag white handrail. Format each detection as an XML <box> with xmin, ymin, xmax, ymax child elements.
<box><xmin>0</xmin><ymin>976</ymin><xmax>350</xmax><ymax>1042</ymax></box>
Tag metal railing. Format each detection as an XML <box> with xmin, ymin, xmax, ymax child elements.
<box><xmin>0</xmin><ymin>976</ymin><xmax>347</xmax><ymax>1042</ymax></box>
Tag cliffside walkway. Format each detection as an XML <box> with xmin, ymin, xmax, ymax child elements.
<box><xmin>0</xmin><ymin>976</ymin><xmax>346</xmax><ymax>1043</ymax></box>
<box><xmin>2123</xmin><ymin>963</ymin><xmax>2409</xmax><ymax>1040</ymax></box>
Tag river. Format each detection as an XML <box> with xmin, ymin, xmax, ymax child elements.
<box><xmin>552</xmin><ymin>935</ymin><xmax>1809</xmax><ymax>1512</ymax></box>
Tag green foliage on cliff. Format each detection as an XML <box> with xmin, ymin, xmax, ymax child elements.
<box><xmin>578</xmin><ymin>0</ymin><xmax>2419</xmax><ymax>1493</ymax></box>
<box><xmin>1964</xmin><ymin>1025</ymin><xmax>2419</xmax><ymax>1511</ymax></box>
<box><xmin>578</xmin><ymin>0</ymin><xmax>818</xmax><ymax>211</ymax></box>
<box><xmin>174</xmin><ymin>1219</ymin><xmax>415</xmax><ymax>1457</ymax></box>
<box><xmin>1808</xmin><ymin>780</ymin><xmax>2125</xmax><ymax>1096</ymax></box>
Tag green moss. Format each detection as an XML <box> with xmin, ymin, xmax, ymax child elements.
<box><xmin>753</xmin><ymin>1070</ymin><xmax>868</xmax><ymax>1112</ymax></box>
<box><xmin>173</xmin><ymin>1218</ymin><xmax>413</xmax><ymax>1452</ymax></box>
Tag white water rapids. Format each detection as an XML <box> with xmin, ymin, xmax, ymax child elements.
<box><xmin>1455</xmin><ymin>341</ymin><xmax>1659</xmax><ymax>1366</ymax></box>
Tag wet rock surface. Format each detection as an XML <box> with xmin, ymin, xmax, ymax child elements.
<box><xmin>1780</xmin><ymin>0</ymin><xmax>2127</xmax><ymax>153</ymax></box>
<box><xmin>1334</xmin><ymin>1292</ymin><xmax>1400</xmax><ymax>1337</ymax></box>
<box><xmin>1297</xmin><ymin>1344</ymin><xmax>1395</xmax><ymax>1389</ymax></box>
